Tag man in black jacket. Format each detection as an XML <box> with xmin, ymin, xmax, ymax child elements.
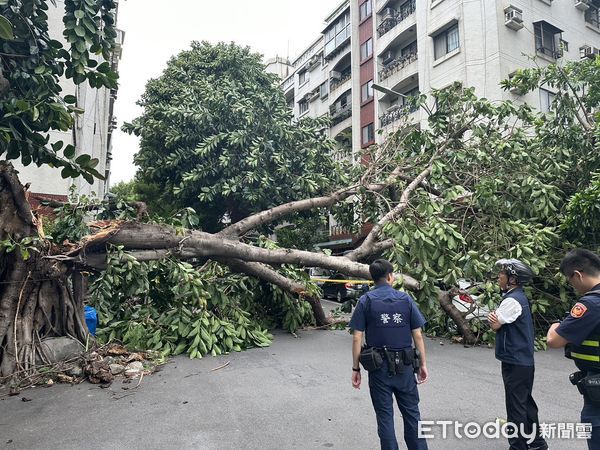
<box><xmin>488</xmin><ymin>259</ymin><xmax>548</xmax><ymax>450</ymax></box>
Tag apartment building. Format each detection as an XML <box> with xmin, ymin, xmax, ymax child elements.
<box><xmin>274</xmin><ymin>0</ymin><xmax>600</xmax><ymax>149</ymax></box>
<box><xmin>12</xmin><ymin>1</ymin><xmax>124</xmax><ymax>202</ymax></box>
<box><xmin>269</xmin><ymin>0</ymin><xmax>600</xmax><ymax>250</ymax></box>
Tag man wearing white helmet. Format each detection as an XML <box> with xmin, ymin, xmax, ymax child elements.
<box><xmin>487</xmin><ymin>259</ymin><xmax>548</xmax><ymax>450</ymax></box>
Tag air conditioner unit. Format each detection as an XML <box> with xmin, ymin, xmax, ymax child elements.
<box><xmin>330</xmin><ymin>71</ymin><xmax>341</xmax><ymax>80</ymax></box>
<box><xmin>580</xmin><ymin>45</ymin><xmax>600</xmax><ymax>59</ymax></box>
<box><xmin>382</xmin><ymin>50</ymin><xmax>395</xmax><ymax>65</ymax></box>
<box><xmin>306</xmin><ymin>55</ymin><xmax>320</xmax><ymax>70</ymax></box>
<box><xmin>504</xmin><ymin>6</ymin><xmax>524</xmax><ymax>30</ymax></box>
<box><xmin>575</xmin><ymin>0</ymin><xmax>591</xmax><ymax>11</ymax></box>
<box><xmin>509</xmin><ymin>86</ymin><xmax>523</xmax><ymax>95</ymax></box>
<box><xmin>381</xmin><ymin>8</ymin><xmax>396</xmax><ymax>21</ymax></box>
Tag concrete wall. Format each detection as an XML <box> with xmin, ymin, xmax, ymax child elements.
<box><xmin>11</xmin><ymin>2</ymin><xmax>121</xmax><ymax>199</ymax></box>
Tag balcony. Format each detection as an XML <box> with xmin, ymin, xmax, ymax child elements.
<box><xmin>536</xmin><ymin>46</ymin><xmax>561</xmax><ymax>60</ymax></box>
<box><xmin>330</xmin><ymin>71</ymin><xmax>351</xmax><ymax>92</ymax></box>
<box><xmin>379</xmin><ymin>104</ymin><xmax>417</xmax><ymax>127</ymax></box>
<box><xmin>330</xmin><ymin>104</ymin><xmax>352</xmax><ymax>125</ymax></box>
<box><xmin>377</xmin><ymin>0</ymin><xmax>416</xmax><ymax>38</ymax></box>
<box><xmin>282</xmin><ymin>75</ymin><xmax>294</xmax><ymax>92</ymax></box>
<box><xmin>585</xmin><ymin>4</ymin><xmax>600</xmax><ymax>28</ymax></box>
<box><xmin>379</xmin><ymin>51</ymin><xmax>417</xmax><ymax>81</ymax></box>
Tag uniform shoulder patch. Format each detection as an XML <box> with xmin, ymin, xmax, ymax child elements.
<box><xmin>571</xmin><ymin>302</ymin><xmax>588</xmax><ymax>319</ymax></box>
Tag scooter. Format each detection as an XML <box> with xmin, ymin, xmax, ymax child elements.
<box><xmin>444</xmin><ymin>279</ymin><xmax>491</xmax><ymax>334</ymax></box>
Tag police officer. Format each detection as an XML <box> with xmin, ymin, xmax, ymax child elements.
<box><xmin>547</xmin><ymin>249</ymin><xmax>600</xmax><ymax>450</ymax></box>
<box><xmin>487</xmin><ymin>259</ymin><xmax>548</xmax><ymax>450</ymax></box>
<box><xmin>349</xmin><ymin>259</ymin><xmax>428</xmax><ymax>450</ymax></box>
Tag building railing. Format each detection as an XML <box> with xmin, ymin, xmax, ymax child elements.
<box><xmin>379</xmin><ymin>104</ymin><xmax>417</xmax><ymax>127</ymax></box>
<box><xmin>282</xmin><ymin>75</ymin><xmax>294</xmax><ymax>91</ymax></box>
<box><xmin>536</xmin><ymin>46</ymin><xmax>561</xmax><ymax>60</ymax></box>
<box><xmin>330</xmin><ymin>225</ymin><xmax>353</xmax><ymax>236</ymax></box>
<box><xmin>378</xmin><ymin>51</ymin><xmax>417</xmax><ymax>81</ymax></box>
<box><xmin>330</xmin><ymin>71</ymin><xmax>351</xmax><ymax>92</ymax></box>
<box><xmin>585</xmin><ymin>5</ymin><xmax>600</xmax><ymax>28</ymax></box>
<box><xmin>377</xmin><ymin>0</ymin><xmax>416</xmax><ymax>38</ymax></box>
<box><xmin>330</xmin><ymin>104</ymin><xmax>352</xmax><ymax>125</ymax></box>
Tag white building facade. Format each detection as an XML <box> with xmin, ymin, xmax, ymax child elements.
<box><xmin>12</xmin><ymin>1</ymin><xmax>124</xmax><ymax>200</ymax></box>
<box><xmin>273</xmin><ymin>0</ymin><xmax>600</xmax><ymax>246</ymax></box>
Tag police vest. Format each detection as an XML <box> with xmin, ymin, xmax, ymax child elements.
<box><xmin>565</xmin><ymin>290</ymin><xmax>600</xmax><ymax>372</ymax></box>
<box><xmin>365</xmin><ymin>291</ymin><xmax>413</xmax><ymax>350</ymax></box>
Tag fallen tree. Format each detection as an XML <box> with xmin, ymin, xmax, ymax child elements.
<box><xmin>2</xmin><ymin>0</ymin><xmax>599</xmax><ymax>378</ymax></box>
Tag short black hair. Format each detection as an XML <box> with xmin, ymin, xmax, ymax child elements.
<box><xmin>369</xmin><ymin>259</ymin><xmax>394</xmax><ymax>282</ymax></box>
<box><xmin>560</xmin><ymin>249</ymin><xmax>600</xmax><ymax>277</ymax></box>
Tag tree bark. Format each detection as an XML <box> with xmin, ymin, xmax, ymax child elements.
<box><xmin>438</xmin><ymin>290</ymin><xmax>477</xmax><ymax>345</ymax></box>
<box><xmin>0</xmin><ymin>163</ymin><xmax>88</xmax><ymax>378</ymax></box>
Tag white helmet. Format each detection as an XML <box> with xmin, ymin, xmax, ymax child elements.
<box><xmin>495</xmin><ymin>259</ymin><xmax>534</xmax><ymax>285</ymax></box>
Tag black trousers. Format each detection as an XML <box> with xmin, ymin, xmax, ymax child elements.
<box><xmin>501</xmin><ymin>362</ymin><xmax>547</xmax><ymax>450</ymax></box>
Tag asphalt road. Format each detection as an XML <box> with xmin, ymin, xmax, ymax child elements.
<box><xmin>0</xmin><ymin>304</ymin><xmax>587</xmax><ymax>450</ymax></box>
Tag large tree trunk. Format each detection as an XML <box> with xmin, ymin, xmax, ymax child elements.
<box><xmin>0</xmin><ymin>161</ymin><xmax>474</xmax><ymax>377</ymax></box>
<box><xmin>0</xmin><ymin>163</ymin><xmax>87</xmax><ymax>378</ymax></box>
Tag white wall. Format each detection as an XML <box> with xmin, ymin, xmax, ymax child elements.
<box><xmin>11</xmin><ymin>2</ymin><xmax>117</xmax><ymax>199</ymax></box>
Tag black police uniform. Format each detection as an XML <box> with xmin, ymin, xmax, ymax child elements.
<box><xmin>495</xmin><ymin>287</ymin><xmax>547</xmax><ymax>450</ymax></box>
<box><xmin>557</xmin><ymin>284</ymin><xmax>600</xmax><ymax>450</ymax></box>
<box><xmin>349</xmin><ymin>283</ymin><xmax>428</xmax><ymax>450</ymax></box>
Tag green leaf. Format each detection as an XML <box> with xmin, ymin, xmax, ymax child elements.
<box><xmin>74</xmin><ymin>26</ymin><xmax>86</xmax><ymax>37</ymax></box>
<box><xmin>97</xmin><ymin>62</ymin><xmax>110</xmax><ymax>74</ymax></box>
<box><xmin>63</xmin><ymin>145</ymin><xmax>76</xmax><ymax>159</ymax></box>
<box><xmin>64</xmin><ymin>95</ymin><xmax>77</xmax><ymax>104</ymax></box>
<box><xmin>74</xmin><ymin>10</ymin><xmax>85</xmax><ymax>19</ymax></box>
<box><xmin>0</xmin><ymin>15</ymin><xmax>14</xmax><ymax>40</ymax></box>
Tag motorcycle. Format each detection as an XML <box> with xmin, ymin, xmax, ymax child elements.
<box><xmin>444</xmin><ymin>279</ymin><xmax>491</xmax><ymax>334</ymax></box>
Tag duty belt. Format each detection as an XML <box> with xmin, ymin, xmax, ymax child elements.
<box><xmin>380</xmin><ymin>347</ymin><xmax>419</xmax><ymax>376</ymax></box>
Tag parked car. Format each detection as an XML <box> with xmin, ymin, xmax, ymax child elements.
<box><xmin>306</xmin><ymin>268</ymin><xmax>371</xmax><ymax>302</ymax></box>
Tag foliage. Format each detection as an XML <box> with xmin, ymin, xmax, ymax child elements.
<box><xmin>274</xmin><ymin>212</ymin><xmax>329</xmax><ymax>251</ymax></box>
<box><xmin>562</xmin><ymin>173</ymin><xmax>600</xmax><ymax>248</ymax></box>
<box><xmin>88</xmin><ymin>246</ymin><xmax>316</xmax><ymax>358</ymax></box>
<box><xmin>108</xmin><ymin>180</ymin><xmax>140</xmax><ymax>202</ymax></box>
<box><xmin>0</xmin><ymin>0</ymin><xmax>117</xmax><ymax>181</ymax></box>
<box><xmin>372</xmin><ymin>59</ymin><xmax>600</xmax><ymax>344</ymax></box>
<box><xmin>49</xmin><ymin>185</ymin><xmax>137</xmax><ymax>243</ymax></box>
<box><xmin>124</xmin><ymin>41</ymin><xmax>349</xmax><ymax>230</ymax></box>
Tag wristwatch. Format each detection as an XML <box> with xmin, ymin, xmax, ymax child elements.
<box><xmin>352</xmin><ymin>367</ymin><xmax>360</xmax><ymax>372</ymax></box>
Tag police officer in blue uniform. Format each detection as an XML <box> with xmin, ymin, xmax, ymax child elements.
<box><xmin>547</xmin><ymin>249</ymin><xmax>600</xmax><ymax>450</ymax></box>
<box><xmin>487</xmin><ymin>259</ymin><xmax>548</xmax><ymax>450</ymax></box>
<box><xmin>349</xmin><ymin>259</ymin><xmax>428</xmax><ymax>450</ymax></box>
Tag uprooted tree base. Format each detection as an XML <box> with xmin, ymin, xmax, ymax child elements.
<box><xmin>0</xmin><ymin>162</ymin><xmax>476</xmax><ymax>379</ymax></box>
<box><xmin>0</xmin><ymin>164</ymin><xmax>89</xmax><ymax>378</ymax></box>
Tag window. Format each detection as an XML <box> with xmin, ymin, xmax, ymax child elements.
<box><xmin>299</xmin><ymin>100</ymin><xmax>309</xmax><ymax>115</ymax></box>
<box><xmin>361</xmin><ymin>80</ymin><xmax>374</xmax><ymax>102</ymax></box>
<box><xmin>539</xmin><ymin>88</ymin><xmax>555</xmax><ymax>113</ymax></box>
<box><xmin>433</xmin><ymin>24</ymin><xmax>459</xmax><ymax>60</ymax></box>
<box><xmin>401</xmin><ymin>40</ymin><xmax>418</xmax><ymax>57</ymax></box>
<box><xmin>586</xmin><ymin>2</ymin><xmax>600</xmax><ymax>28</ymax></box>
<box><xmin>360</xmin><ymin>38</ymin><xmax>373</xmax><ymax>61</ymax></box>
<box><xmin>534</xmin><ymin>21</ymin><xmax>562</xmax><ymax>59</ymax></box>
<box><xmin>299</xmin><ymin>70</ymin><xmax>309</xmax><ymax>85</ymax></box>
<box><xmin>359</xmin><ymin>0</ymin><xmax>372</xmax><ymax>21</ymax></box>
<box><xmin>319</xmin><ymin>82</ymin><xmax>329</xmax><ymax>99</ymax></box>
<box><xmin>324</xmin><ymin>11</ymin><xmax>351</xmax><ymax>57</ymax></box>
<box><xmin>362</xmin><ymin>123</ymin><xmax>375</xmax><ymax>145</ymax></box>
